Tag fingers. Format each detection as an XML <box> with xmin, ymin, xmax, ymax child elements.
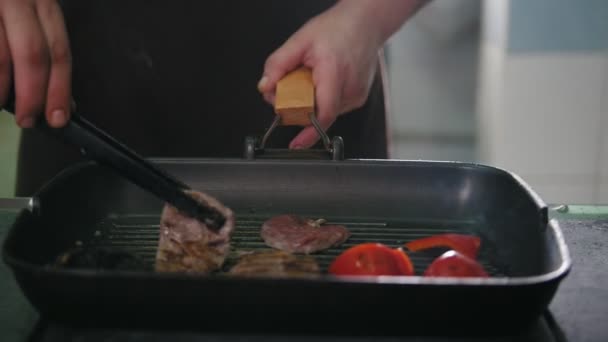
<box><xmin>263</xmin><ymin>91</ymin><xmax>275</xmax><ymax>106</ymax></box>
<box><xmin>37</xmin><ymin>0</ymin><xmax>71</xmax><ymax>127</ymax></box>
<box><xmin>3</xmin><ymin>1</ymin><xmax>49</xmax><ymax>128</ymax></box>
<box><xmin>289</xmin><ymin>60</ymin><xmax>341</xmax><ymax>149</ymax></box>
<box><xmin>0</xmin><ymin>18</ymin><xmax>10</xmax><ymax>108</ymax></box>
<box><xmin>257</xmin><ymin>36</ymin><xmax>308</xmax><ymax>102</ymax></box>
<box><xmin>288</xmin><ymin>114</ymin><xmax>336</xmax><ymax>150</ymax></box>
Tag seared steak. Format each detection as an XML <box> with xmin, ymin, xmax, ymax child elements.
<box><xmin>155</xmin><ymin>190</ymin><xmax>235</xmax><ymax>273</ymax></box>
<box><xmin>228</xmin><ymin>250</ymin><xmax>320</xmax><ymax>278</ymax></box>
<box><xmin>261</xmin><ymin>214</ymin><xmax>350</xmax><ymax>254</ymax></box>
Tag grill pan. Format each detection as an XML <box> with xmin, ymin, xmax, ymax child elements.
<box><xmin>2</xmin><ymin>155</ymin><xmax>571</xmax><ymax>335</ymax></box>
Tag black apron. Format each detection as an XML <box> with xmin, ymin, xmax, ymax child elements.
<box><xmin>15</xmin><ymin>0</ymin><xmax>389</xmax><ymax>196</ymax></box>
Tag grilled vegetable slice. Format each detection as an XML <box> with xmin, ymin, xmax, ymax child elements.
<box><xmin>424</xmin><ymin>250</ymin><xmax>489</xmax><ymax>277</ymax></box>
<box><xmin>404</xmin><ymin>233</ymin><xmax>481</xmax><ymax>259</ymax></box>
<box><xmin>328</xmin><ymin>243</ymin><xmax>414</xmax><ymax>276</ymax></box>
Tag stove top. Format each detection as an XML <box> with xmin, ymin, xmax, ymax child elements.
<box><xmin>28</xmin><ymin>313</ymin><xmax>566</xmax><ymax>342</ymax></box>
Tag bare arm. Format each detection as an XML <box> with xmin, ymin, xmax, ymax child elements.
<box><xmin>343</xmin><ymin>0</ymin><xmax>430</xmax><ymax>47</ymax></box>
<box><xmin>258</xmin><ymin>0</ymin><xmax>429</xmax><ymax>149</ymax></box>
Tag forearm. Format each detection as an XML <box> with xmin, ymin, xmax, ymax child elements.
<box><xmin>334</xmin><ymin>0</ymin><xmax>430</xmax><ymax>46</ymax></box>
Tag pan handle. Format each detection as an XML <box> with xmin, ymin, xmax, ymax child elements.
<box><xmin>244</xmin><ymin>135</ymin><xmax>343</xmax><ymax>161</ymax></box>
<box><xmin>250</xmin><ymin>67</ymin><xmax>344</xmax><ymax>161</ymax></box>
<box><xmin>274</xmin><ymin>67</ymin><xmax>316</xmax><ymax>126</ymax></box>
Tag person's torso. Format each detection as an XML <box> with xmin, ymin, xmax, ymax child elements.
<box><xmin>16</xmin><ymin>0</ymin><xmax>388</xmax><ymax>196</ymax></box>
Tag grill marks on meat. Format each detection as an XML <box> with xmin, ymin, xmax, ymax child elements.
<box><xmin>261</xmin><ymin>214</ymin><xmax>350</xmax><ymax>254</ymax></box>
<box><xmin>155</xmin><ymin>190</ymin><xmax>235</xmax><ymax>273</ymax></box>
<box><xmin>228</xmin><ymin>250</ymin><xmax>320</xmax><ymax>278</ymax></box>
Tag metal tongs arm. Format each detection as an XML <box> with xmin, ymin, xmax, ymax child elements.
<box><xmin>2</xmin><ymin>90</ymin><xmax>226</xmax><ymax>231</ymax></box>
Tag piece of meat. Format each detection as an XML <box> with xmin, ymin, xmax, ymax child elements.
<box><xmin>155</xmin><ymin>190</ymin><xmax>235</xmax><ymax>273</ymax></box>
<box><xmin>260</xmin><ymin>214</ymin><xmax>350</xmax><ymax>254</ymax></box>
<box><xmin>228</xmin><ymin>250</ymin><xmax>320</xmax><ymax>278</ymax></box>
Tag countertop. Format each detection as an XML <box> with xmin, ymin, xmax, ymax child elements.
<box><xmin>2</xmin><ymin>205</ymin><xmax>608</xmax><ymax>342</ymax></box>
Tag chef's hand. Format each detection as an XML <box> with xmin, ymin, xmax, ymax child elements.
<box><xmin>258</xmin><ymin>0</ymin><xmax>428</xmax><ymax>149</ymax></box>
<box><xmin>0</xmin><ymin>0</ymin><xmax>71</xmax><ymax>128</ymax></box>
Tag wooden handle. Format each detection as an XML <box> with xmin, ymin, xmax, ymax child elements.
<box><xmin>274</xmin><ymin>67</ymin><xmax>314</xmax><ymax>126</ymax></box>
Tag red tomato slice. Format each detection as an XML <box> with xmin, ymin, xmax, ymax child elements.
<box><xmin>328</xmin><ymin>243</ymin><xmax>414</xmax><ymax>276</ymax></box>
<box><xmin>423</xmin><ymin>250</ymin><xmax>489</xmax><ymax>278</ymax></box>
<box><xmin>404</xmin><ymin>233</ymin><xmax>481</xmax><ymax>259</ymax></box>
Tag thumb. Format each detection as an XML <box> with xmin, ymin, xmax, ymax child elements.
<box><xmin>258</xmin><ymin>37</ymin><xmax>309</xmax><ymax>96</ymax></box>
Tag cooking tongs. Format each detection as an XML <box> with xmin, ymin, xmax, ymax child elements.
<box><xmin>1</xmin><ymin>89</ymin><xmax>225</xmax><ymax>231</ymax></box>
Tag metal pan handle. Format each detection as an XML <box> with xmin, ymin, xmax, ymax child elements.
<box><xmin>247</xmin><ymin>67</ymin><xmax>344</xmax><ymax>161</ymax></box>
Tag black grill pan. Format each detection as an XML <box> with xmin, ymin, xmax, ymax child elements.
<box><xmin>2</xmin><ymin>158</ymin><xmax>571</xmax><ymax>335</ymax></box>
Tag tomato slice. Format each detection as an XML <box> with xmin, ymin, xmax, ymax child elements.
<box><xmin>404</xmin><ymin>233</ymin><xmax>481</xmax><ymax>259</ymax></box>
<box><xmin>423</xmin><ymin>250</ymin><xmax>489</xmax><ymax>278</ymax></box>
<box><xmin>328</xmin><ymin>243</ymin><xmax>414</xmax><ymax>276</ymax></box>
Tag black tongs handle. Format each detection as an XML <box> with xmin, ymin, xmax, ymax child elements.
<box><xmin>2</xmin><ymin>91</ymin><xmax>225</xmax><ymax>230</ymax></box>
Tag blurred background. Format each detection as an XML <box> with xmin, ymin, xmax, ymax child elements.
<box><xmin>386</xmin><ymin>0</ymin><xmax>607</xmax><ymax>205</ymax></box>
<box><xmin>1</xmin><ymin>0</ymin><xmax>607</xmax><ymax>205</ymax></box>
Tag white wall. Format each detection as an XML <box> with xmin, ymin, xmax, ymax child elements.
<box><xmin>385</xmin><ymin>0</ymin><xmax>481</xmax><ymax>162</ymax></box>
<box><xmin>477</xmin><ymin>0</ymin><xmax>608</xmax><ymax>205</ymax></box>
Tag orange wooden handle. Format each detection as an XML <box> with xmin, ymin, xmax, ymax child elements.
<box><xmin>274</xmin><ymin>67</ymin><xmax>314</xmax><ymax>126</ymax></box>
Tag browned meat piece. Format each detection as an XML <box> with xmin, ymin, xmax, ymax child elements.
<box><xmin>155</xmin><ymin>190</ymin><xmax>235</xmax><ymax>273</ymax></box>
<box><xmin>228</xmin><ymin>250</ymin><xmax>320</xmax><ymax>278</ymax></box>
<box><xmin>260</xmin><ymin>214</ymin><xmax>350</xmax><ymax>254</ymax></box>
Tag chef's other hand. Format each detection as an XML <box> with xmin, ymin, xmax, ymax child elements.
<box><xmin>0</xmin><ymin>0</ymin><xmax>71</xmax><ymax>128</ymax></box>
<box><xmin>258</xmin><ymin>0</ymin><xmax>428</xmax><ymax>149</ymax></box>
